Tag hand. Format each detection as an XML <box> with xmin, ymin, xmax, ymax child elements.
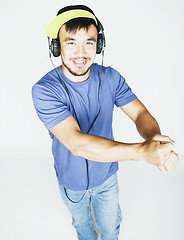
<box><xmin>157</xmin><ymin>150</ymin><xmax>179</xmax><ymax>172</ymax></box>
<box><xmin>141</xmin><ymin>134</ymin><xmax>179</xmax><ymax>172</ymax></box>
<box><xmin>154</xmin><ymin>134</ymin><xmax>179</xmax><ymax>172</ymax></box>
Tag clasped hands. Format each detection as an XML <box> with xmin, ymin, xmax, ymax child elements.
<box><xmin>141</xmin><ymin>134</ymin><xmax>179</xmax><ymax>172</ymax></box>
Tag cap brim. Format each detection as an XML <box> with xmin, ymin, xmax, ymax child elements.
<box><xmin>46</xmin><ymin>9</ymin><xmax>97</xmax><ymax>39</ymax></box>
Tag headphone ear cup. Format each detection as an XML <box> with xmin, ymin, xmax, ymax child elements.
<box><xmin>96</xmin><ymin>33</ymin><xmax>104</xmax><ymax>54</ymax></box>
<box><xmin>51</xmin><ymin>39</ymin><xmax>61</xmax><ymax>57</ymax></box>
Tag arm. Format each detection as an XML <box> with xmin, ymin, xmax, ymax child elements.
<box><xmin>120</xmin><ymin>98</ymin><xmax>161</xmax><ymax>140</ymax></box>
<box><xmin>49</xmin><ymin>99</ymin><xmax>178</xmax><ymax>171</ymax></box>
<box><xmin>120</xmin><ymin>98</ymin><xmax>179</xmax><ymax>171</ymax></box>
<box><xmin>50</xmin><ymin>115</ymin><xmax>141</xmax><ymax>163</ymax></box>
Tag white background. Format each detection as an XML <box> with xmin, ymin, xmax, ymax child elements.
<box><xmin>0</xmin><ymin>0</ymin><xmax>184</xmax><ymax>239</ymax></box>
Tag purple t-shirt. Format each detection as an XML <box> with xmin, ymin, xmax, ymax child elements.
<box><xmin>32</xmin><ymin>63</ymin><xmax>137</xmax><ymax>190</ymax></box>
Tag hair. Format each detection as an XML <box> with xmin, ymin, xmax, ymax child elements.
<box><xmin>64</xmin><ymin>17</ymin><xmax>98</xmax><ymax>33</ymax></box>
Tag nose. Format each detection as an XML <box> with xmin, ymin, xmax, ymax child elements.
<box><xmin>74</xmin><ymin>43</ymin><xmax>87</xmax><ymax>57</ymax></box>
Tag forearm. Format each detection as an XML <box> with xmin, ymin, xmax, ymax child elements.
<box><xmin>50</xmin><ymin>108</ymin><xmax>179</xmax><ymax>171</ymax></box>
<box><xmin>70</xmin><ymin>111</ymin><xmax>161</xmax><ymax>162</ymax></box>
<box><xmin>135</xmin><ymin>110</ymin><xmax>161</xmax><ymax>140</ymax></box>
<box><xmin>71</xmin><ymin>130</ymin><xmax>179</xmax><ymax>172</ymax></box>
<box><xmin>72</xmin><ymin>132</ymin><xmax>141</xmax><ymax>162</ymax></box>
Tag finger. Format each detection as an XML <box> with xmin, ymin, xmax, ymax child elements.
<box><xmin>164</xmin><ymin>152</ymin><xmax>179</xmax><ymax>172</ymax></box>
<box><xmin>160</xmin><ymin>140</ymin><xmax>175</xmax><ymax>144</ymax></box>
<box><xmin>166</xmin><ymin>152</ymin><xmax>179</xmax><ymax>171</ymax></box>
<box><xmin>165</xmin><ymin>159</ymin><xmax>179</xmax><ymax>172</ymax></box>
<box><xmin>153</xmin><ymin>134</ymin><xmax>174</xmax><ymax>143</ymax></box>
<box><xmin>160</xmin><ymin>142</ymin><xmax>174</xmax><ymax>152</ymax></box>
<box><xmin>157</xmin><ymin>165</ymin><xmax>165</xmax><ymax>172</ymax></box>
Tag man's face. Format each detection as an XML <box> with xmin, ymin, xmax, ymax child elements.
<box><xmin>59</xmin><ymin>24</ymin><xmax>98</xmax><ymax>82</ymax></box>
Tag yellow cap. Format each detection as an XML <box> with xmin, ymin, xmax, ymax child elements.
<box><xmin>46</xmin><ymin>9</ymin><xmax>97</xmax><ymax>39</ymax></box>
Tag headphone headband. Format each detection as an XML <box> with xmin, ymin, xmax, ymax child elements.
<box><xmin>47</xmin><ymin>6</ymin><xmax>105</xmax><ymax>56</ymax></box>
<box><xmin>46</xmin><ymin>9</ymin><xmax>97</xmax><ymax>39</ymax></box>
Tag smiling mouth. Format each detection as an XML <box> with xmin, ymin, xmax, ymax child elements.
<box><xmin>72</xmin><ymin>59</ymin><xmax>88</xmax><ymax>68</ymax></box>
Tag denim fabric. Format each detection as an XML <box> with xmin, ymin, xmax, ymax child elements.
<box><xmin>58</xmin><ymin>173</ymin><xmax>122</xmax><ymax>240</ymax></box>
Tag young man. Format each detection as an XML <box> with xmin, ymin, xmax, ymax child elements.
<box><xmin>32</xmin><ymin>5</ymin><xmax>179</xmax><ymax>240</ymax></box>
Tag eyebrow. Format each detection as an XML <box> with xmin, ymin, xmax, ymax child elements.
<box><xmin>64</xmin><ymin>37</ymin><xmax>97</xmax><ymax>42</ymax></box>
<box><xmin>64</xmin><ymin>37</ymin><xmax>75</xmax><ymax>42</ymax></box>
<box><xmin>87</xmin><ymin>37</ymin><xmax>97</xmax><ymax>42</ymax></box>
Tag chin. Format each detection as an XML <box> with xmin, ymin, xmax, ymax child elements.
<box><xmin>70</xmin><ymin>64</ymin><xmax>92</xmax><ymax>76</ymax></box>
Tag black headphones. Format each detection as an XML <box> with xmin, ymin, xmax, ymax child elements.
<box><xmin>48</xmin><ymin>6</ymin><xmax>106</xmax><ymax>57</ymax></box>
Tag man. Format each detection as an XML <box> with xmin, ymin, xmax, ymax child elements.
<box><xmin>32</xmin><ymin>5</ymin><xmax>179</xmax><ymax>240</ymax></box>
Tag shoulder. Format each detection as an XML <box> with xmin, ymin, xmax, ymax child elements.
<box><xmin>32</xmin><ymin>67</ymin><xmax>59</xmax><ymax>89</ymax></box>
<box><xmin>32</xmin><ymin>67</ymin><xmax>64</xmax><ymax>99</ymax></box>
<box><xmin>91</xmin><ymin>63</ymin><xmax>125</xmax><ymax>90</ymax></box>
<box><xmin>91</xmin><ymin>63</ymin><xmax>121</xmax><ymax>77</ymax></box>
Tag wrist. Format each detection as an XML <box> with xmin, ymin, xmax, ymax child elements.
<box><xmin>136</xmin><ymin>142</ymin><xmax>145</xmax><ymax>161</ymax></box>
<box><xmin>128</xmin><ymin>143</ymin><xmax>144</xmax><ymax>161</ymax></box>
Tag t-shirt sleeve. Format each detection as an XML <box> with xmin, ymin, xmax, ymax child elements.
<box><xmin>110</xmin><ymin>67</ymin><xmax>137</xmax><ymax>107</ymax></box>
<box><xmin>32</xmin><ymin>81</ymin><xmax>72</xmax><ymax>130</ymax></box>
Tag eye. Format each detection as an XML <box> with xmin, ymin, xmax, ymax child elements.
<box><xmin>86</xmin><ymin>41</ymin><xmax>94</xmax><ymax>45</ymax></box>
<box><xmin>67</xmin><ymin>41</ymin><xmax>75</xmax><ymax>45</ymax></box>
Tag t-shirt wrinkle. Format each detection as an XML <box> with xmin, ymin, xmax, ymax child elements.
<box><xmin>32</xmin><ymin>63</ymin><xmax>137</xmax><ymax>190</ymax></box>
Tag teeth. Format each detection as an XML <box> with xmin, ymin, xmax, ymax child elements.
<box><xmin>75</xmin><ymin>60</ymin><xmax>85</xmax><ymax>64</ymax></box>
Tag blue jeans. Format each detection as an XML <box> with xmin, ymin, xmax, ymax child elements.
<box><xmin>58</xmin><ymin>173</ymin><xmax>122</xmax><ymax>240</ymax></box>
